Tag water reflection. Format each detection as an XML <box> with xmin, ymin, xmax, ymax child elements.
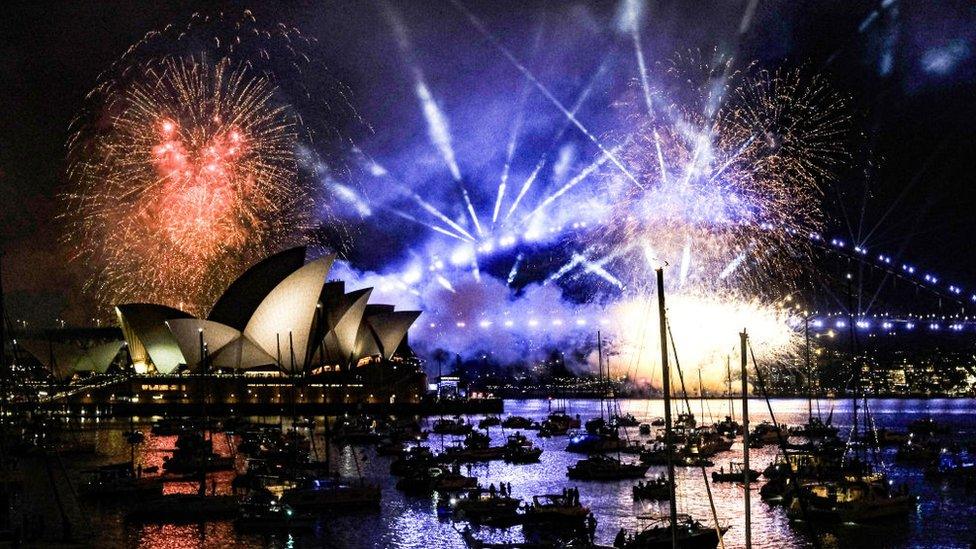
<box><xmin>72</xmin><ymin>398</ymin><xmax>976</xmax><ymax>548</ymax></box>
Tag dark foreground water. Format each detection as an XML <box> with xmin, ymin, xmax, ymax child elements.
<box><xmin>69</xmin><ymin>398</ymin><xmax>976</xmax><ymax>548</ymax></box>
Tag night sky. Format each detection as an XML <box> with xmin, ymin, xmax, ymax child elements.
<box><xmin>2</xmin><ymin>0</ymin><xmax>975</xmax><ymax>331</ymax></box>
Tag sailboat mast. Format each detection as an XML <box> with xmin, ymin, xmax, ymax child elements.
<box><xmin>198</xmin><ymin>328</ymin><xmax>207</xmax><ymax>496</ymax></box>
<box><xmin>0</xmin><ymin>252</ymin><xmax>7</xmax><ymax>438</ymax></box>
<box><xmin>597</xmin><ymin>331</ymin><xmax>605</xmax><ymax>421</ymax></box>
<box><xmin>655</xmin><ymin>267</ymin><xmax>678</xmax><ymax>547</ymax></box>
<box><xmin>740</xmin><ymin>330</ymin><xmax>752</xmax><ymax>548</ymax></box>
<box><xmin>805</xmin><ymin>314</ymin><xmax>812</xmax><ymax>423</ymax></box>
<box><xmin>846</xmin><ymin>270</ymin><xmax>858</xmax><ymax>438</ymax></box>
<box><xmin>698</xmin><ymin>369</ymin><xmax>705</xmax><ymax>422</ymax></box>
<box><xmin>727</xmin><ymin>355</ymin><xmax>734</xmax><ymax>422</ymax></box>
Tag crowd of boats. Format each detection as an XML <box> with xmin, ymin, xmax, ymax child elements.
<box><xmin>4</xmin><ymin>391</ymin><xmax>973</xmax><ymax>547</ymax></box>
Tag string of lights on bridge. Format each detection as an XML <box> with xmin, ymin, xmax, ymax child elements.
<box><xmin>413</xmin><ymin>231</ymin><xmax>976</xmax><ymax>337</ymax></box>
<box><xmin>811</xmin><ymin>232</ymin><xmax>973</xmax><ymax>304</ymax></box>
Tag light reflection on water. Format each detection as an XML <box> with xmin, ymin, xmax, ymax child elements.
<box><xmin>75</xmin><ymin>398</ymin><xmax>976</xmax><ymax>548</ymax></box>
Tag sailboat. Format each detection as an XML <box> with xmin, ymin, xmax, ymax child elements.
<box><xmin>616</xmin><ymin>267</ymin><xmax>724</xmax><ymax>549</ymax></box>
<box><xmin>788</xmin><ymin>314</ymin><xmax>916</xmax><ymax>524</ymax></box>
<box><xmin>789</xmin><ymin>320</ymin><xmax>839</xmax><ymax>440</ymax></box>
<box><xmin>568</xmin><ymin>333</ymin><xmax>640</xmax><ymax>455</ymax></box>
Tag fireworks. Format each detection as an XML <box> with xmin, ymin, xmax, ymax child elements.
<box><xmin>60</xmin><ymin>11</ymin><xmax>355</xmax><ymax>316</ymax></box>
<box><xmin>63</xmin><ymin>56</ymin><xmax>310</xmax><ymax>315</ymax></box>
<box><xmin>590</xmin><ymin>54</ymin><xmax>853</xmax><ymax>386</ymax></box>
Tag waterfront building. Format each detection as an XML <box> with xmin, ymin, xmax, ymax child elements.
<box><xmin>15</xmin><ymin>247</ymin><xmax>428</xmax><ymax>413</ymax></box>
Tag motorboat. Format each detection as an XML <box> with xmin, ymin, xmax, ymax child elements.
<box><xmin>613</xmin><ymin>514</ymin><xmax>726</xmax><ymax>549</ymax></box>
<box><xmin>710</xmin><ymin>462</ymin><xmax>760</xmax><ymax>483</ymax></box>
<box><xmin>632</xmin><ymin>476</ymin><xmax>672</xmax><ymax>501</ymax></box>
<box><xmin>567</xmin><ymin>454</ymin><xmax>649</xmax><ymax>480</ymax></box>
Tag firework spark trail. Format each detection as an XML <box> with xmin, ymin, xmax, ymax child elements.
<box><xmin>356</xmin><ymin>153</ymin><xmax>476</xmax><ymax>241</ymax></box>
<box><xmin>492</xmin><ymin>18</ymin><xmax>546</xmax><ymax>226</ymax></box>
<box><xmin>389</xmin><ymin>209</ymin><xmax>467</xmax><ymax>241</ymax></box>
<box><xmin>546</xmin><ymin>254</ymin><xmax>585</xmax><ymax>285</ymax></box>
<box><xmin>414</xmin><ymin>76</ymin><xmax>485</xmax><ymax>237</ymax></box>
<box><xmin>719</xmin><ymin>252</ymin><xmax>747</xmax><ymax>279</ymax></box>
<box><xmin>402</xmin><ymin>185</ymin><xmax>477</xmax><ymax>242</ymax></box>
<box><xmin>507</xmin><ymin>253</ymin><xmax>524</xmax><ymax>285</ymax></box>
<box><xmin>384</xmin><ymin>4</ymin><xmax>484</xmax><ymax>237</ymax></box>
<box><xmin>621</xmin><ymin>0</ymin><xmax>656</xmax><ymax>119</ymax></box>
<box><xmin>504</xmin><ymin>52</ymin><xmax>616</xmax><ymax>222</ymax></box>
<box><xmin>450</xmin><ymin>0</ymin><xmax>643</xmax><ymax>190</ymax></box>
<box><xmin>521</xmin><ymin>146</ymin><xmax>621</xmax><ymax>222</ymax></box>
<box><xmin>492</xmin><ymin>99</ymin><xmax>525</xmax><ymax>224</ymax></box>
<box><xmin>582</xmin><ymin>260</ymin><xmax>624</xmax><ymax>289</ymax></box>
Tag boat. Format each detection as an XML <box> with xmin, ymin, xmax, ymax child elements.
<box><xmin>433</xmin><ymin>416</ymin><xmax>474</xmax><ymax>435</ymax></box>
<box><xmin>875</xmin><ymin>428</ymin><xmax>909</xmax><ymax>446</ymax></box>
<box><xmin>750</xmin><ymin>421</ymin><xmax>786</xmax><ymax>444</ymax></box>
<box><xmin>545</xmin><ymin>410</ymin><xmax>580</xmax><ymax>430</ymax></box>
<box><xmin>332</xmin><ymin>414</ymin><xmax>381</xmax><ymax>443</ymax></box>
<box><xmin>501</xmin><ymin>415</ymin><xmax>535</xmax><ymax>430</ymax></box>
<box><xmin>788</xmin><ymin>474</ymin><xmax>917</xmax><ymax>523</ymax></box>
<box><xmin>464</xmin><ymin>430</ymin><xmax>491</xmax><ymax>448</ymax></box>
<box><xmin>150</xmin><ymin>417</ymin><xmax>189</xmax><ymax>436</ymax></box>
<box><xmin>632</xmin><ymin>476</ymin><xmax>672</xmax><ymax>501</ymax></box>
<box><xmin>123</xmin><ymin>430</ymin><xmax>145</xmax><ymax>444</ymax></box>
<box><xmin>584</xmin><ymin>417</ymin><xmax>607</xmax><ymax>434</ymax></box>
<box><xmin>788</xmin><ymin>416</ymin><xmax>839</xmax><ymax>439</ymax></box>
<box><xmin>908</xmin><ymin>418</ymin><xmax>950</xmax><ymax>438</ymax></box>
<box><xmin>390</xmin><ymin>445</ymin><xmax>437</xmax><ymax>476</ymax></box>
<box><xmin>396</xmin><ymin>466</ymin><xmax>478</xmax><ymax>494</ymax></box>
<box><xmin>448</xmin><ymin>488</ymin><xmax>521</xmax><ymax>523</ymax></box>
<box><xmin>441</xmin><ymin>442</ymin><xmax>507</xmax><ymax>463</ymax></box>
<box><xmin>612</xmin><ymin>413</ymin><xmax>640</xmax><ymax>428</ymax></box>
<box><xmin>924</xmin><ymin>447</ymin><xmax>976</xmax><ymax>478</ymax></box>
<box><xmin>521</xmin><ymin>493</ymin><xmax>589</xmax><ymax>526</ymax></box>
<box><xmin>614</xmin><ymin>514</ymin><xmax>726</xmax><ymax>549</ymax></box>
<box><xmin>478</xmin><ymin>416</ymin><xmax>502</xmax><ymax>429</ymax></box>
<box><xmin>713</xmin><ymin>416</ymin><xmax>740</xmax><ymax>438</ymax></box>
<box><xmin>162</xmin><ymin>432</ymin><xmax>234</xmax><ymax>474</ymax></box>
<box><xmin>78</xmin><ymin>462</ymin><xmax>163</xmax><ymax>500</ymax></box>
<box><xmin>674</xmin><ymin>413</ymin><xmax>696</xmax><ymax>430</ymax></box>
<box><xmin>687</xmin><ymin>429</ymin><xmax>733</xmax><ymax>457</ymax></box>
<box><xmin>710</xmin><ymin>462</ymin><xmax>760</xmax><ymax>483</ymax></box>
<box><xmin>640</xmin><ymin>442</ymin><xmax>713</xmax><ymax>468</ymax></box>
<box><xmin>567</xmin><ymin>454</ymin><xmax>649</xmax><ymax>480</ymax></box>
<box><xmin>234</xmin><ymin>488</ymin><xmax>315</xmax><ymax>532</ymax></box>
<box><xmin>279</xmin><ymin>476</ymin><xmax>381</xmax><ymax>511</ymax></box>
<box><xmin>566</xmin><ymin>431</ymin><xmax>636</xmax><ymax>454</ymax></box>
<box><xmin>538</xmin><ymin>420</ymin><xmax>569</xmax><ymax>437</ymax></box>
<box><xmin>638</xmin><ymin>424</ymin><xmax>652</xmax><ymax>436</ymax></box>
<box><xmin>762</xmin><ymin>449</ymin><xmax>840</xmax><ymax>482</ymax></box>
<box><xmin>503</xmin><ymin>433</ymin><xmax>543</xmax><ymax>464</ymax></box>
<box><xmin>458</xmin><ymin>525</ymin><xmax>558</xmax><ymax>548</ymax></box>
<box><xmin>895</xmin><ymin>435</ymin><xmax>941</xmax><ymax>464</ymax></box>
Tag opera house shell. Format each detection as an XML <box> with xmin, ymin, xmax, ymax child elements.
<box><xmin>112</xmin><ymin>247</ymin><xmax>421</xmax><ymax>375</ymax></box>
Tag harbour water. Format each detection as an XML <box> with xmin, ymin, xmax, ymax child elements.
<box><xmin>72</xmin><ymin>398</ymin><xmax>976</xmax><ymax>548</ymax></box>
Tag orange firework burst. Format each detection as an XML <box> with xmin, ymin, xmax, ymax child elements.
<box><xmin>63</xmin><ymin>56</ymin><xmax>312</xmax><ymax>315</ymax></box>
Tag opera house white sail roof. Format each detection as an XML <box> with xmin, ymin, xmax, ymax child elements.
<box><xmin>110</xmin><ymin>248</ymin><xmax>420</xmax><ymax>375</ymax></box>
<box><xmin>18</xmin><ymin>338</ymin><xmax>124</xmax><ymax>378</ymax></box>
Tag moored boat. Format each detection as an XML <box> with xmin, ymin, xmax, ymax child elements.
<box><xmin>567</xmin><ymin>454</ymin><xmax>649</xmax><ymax>480</ymax></box>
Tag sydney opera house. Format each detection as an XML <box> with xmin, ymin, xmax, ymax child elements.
<box><xmin>19</xmin><ymin>247</ymin><xmax>430</xmax><ymax>414</ymax></box>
